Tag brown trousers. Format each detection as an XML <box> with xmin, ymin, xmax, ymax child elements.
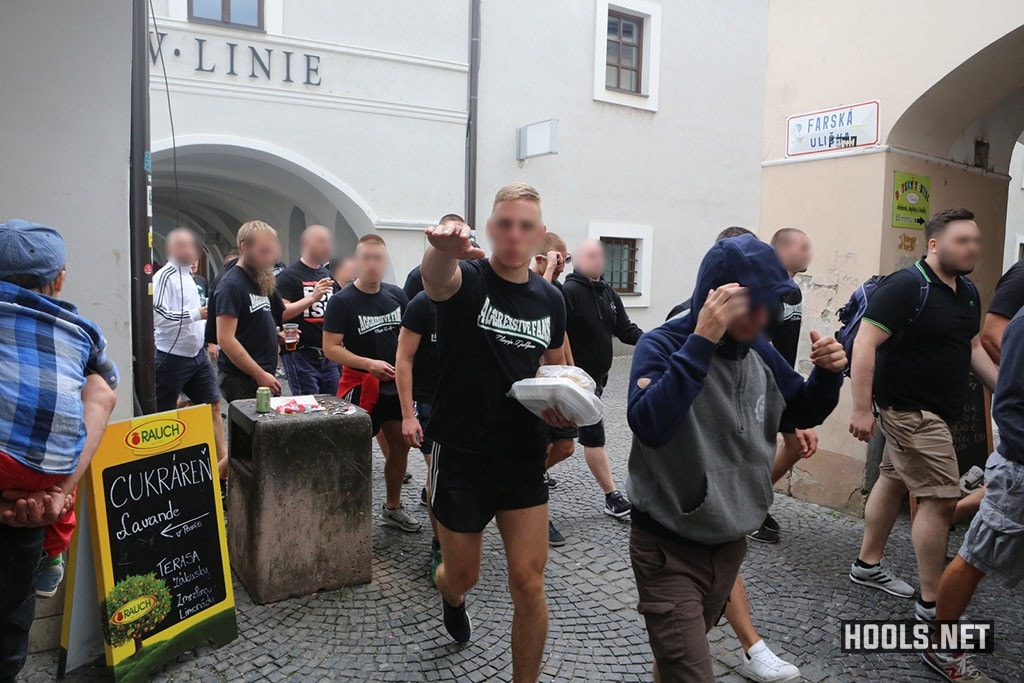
<box><xmin>630</xmin><ymin>525</ymin><xmax>748</xmax><ymax>683</ymax></box>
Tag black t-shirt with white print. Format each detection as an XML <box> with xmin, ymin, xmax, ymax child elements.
<box><xmin>214</xmin><ymin>266</ymin><xmax>283</xmax><ymax>376</ymax></box>
<box><xmin>427</xmin><ymin>259</ymin><xmax>566</xmax><ymax>453</ymax></box>
<box><xmin>401</xmin><ymin>291</ymin><xmax>439</xmax><ymax>403</ymax></box>
<box><xmin>767</xmin><ymin>287</ymin><xmax>802</xmax><ymax>368</ymax></box>
<box><xmin>276</xmin><ymin>260</ymin><xmax>336</xmax><ymax>350</ymax></box>
<box><xmin>323</xmin><ymin>282</ymin><xmax>408</xmax><ymax>395</ymax></box>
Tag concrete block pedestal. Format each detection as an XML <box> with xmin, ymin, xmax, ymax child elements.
<box><xmin>227</xmin><ymin>394</ymin><xmax>372</xmax><ymax>604</ymax></box>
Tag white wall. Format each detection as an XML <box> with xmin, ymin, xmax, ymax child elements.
<box><xmin>0</xmin><ymin>1</ymin><xmax>134</xmax><ymax>419</ymax></box>
<box><xmin>1004</xmin><ymin>141</ymin><xmax>1024</xmax><ymax>271</ymax></box>
<box><xmin>475</xmin><ymin>0</ymin><xmax>768</xmax><ymax>331</ymax></box>
<box><xmin>148</xmin><ymin>3</ymin><xmax>470</xmax><ymax>283</ymax></box>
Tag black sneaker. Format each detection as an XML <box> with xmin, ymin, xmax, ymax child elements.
<box><xmin>403</xmin><ymin>472</ymin><xmax>413</xmax><ymax>484</ymax></box>
<box><xmin>544</xmin><ymin>472</ymin><xmax>558</xmax><ymax>489</ymax></box>
<box><xmin>762</xmin><ymin>513</ymin><xmax>780</xmax><ymax>532</ymax></box>
<box><xmin>420</xmin><ymin>486</ymin><xmax>428</xmax><ymax>507</ymax></box>
<box><xmin>604</xmin><ymin>491</ymin><xmax>632</xmax><ymax>518</ymax></box>
<box><xmin>548</xmin><ymin>520</ymin><xmax>566</xmax><ymax>547</ymax></box>
<box><xmin>747</xmin><ymin>519</ymin><xmax>780</xmax><ymax>544</ymax></box>
<box><xmin>442</xmin><ymin>597</ymin><xmax>472</xmax><ymax>644</ymax></box>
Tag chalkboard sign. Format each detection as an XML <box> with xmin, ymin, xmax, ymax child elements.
<box><xmin>951</xmin><ymin>373</ymin><xmax>992</xmax><ymax>475</ymax></box>
<box><xmin>71</xmin><ymin>406</ymin><xmax>237</xmax><ymax>682</ymax></box>
<box><xmin>102</xmin><ymin>442</ymin><xmax>227</xmax><ymax>632</ymax></box>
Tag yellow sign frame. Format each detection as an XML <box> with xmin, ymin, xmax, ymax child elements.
<box><xmin>62</xmin><ymin>405</ymin><xmax>235</xmax><ymax>681</ymax></box>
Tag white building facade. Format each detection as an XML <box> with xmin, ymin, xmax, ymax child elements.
<box><xmin>475</xmin><ymin>0</ymin><xmax>768</xmax><ymax>331</ymax></box>
<box><xmin>148</xmin><ymin>0</ymin><xmax>470</xmax><ymax>282</ymax></box>
<box><xmin>149</xmin><ymin>0</ymin><xmax>767</xmax><ymax>331</ymax></box>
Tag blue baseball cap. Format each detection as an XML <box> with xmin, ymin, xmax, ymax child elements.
<box><xmin>0</xmin><ymin>219</ymin><xmax>67</xmax><ymax>288</ymax></box>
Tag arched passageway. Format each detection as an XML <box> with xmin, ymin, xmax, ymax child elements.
<box><xmin>151</xmin><ymin>136</ymin><xmax>385</xmax><ymax>279</ymax></box>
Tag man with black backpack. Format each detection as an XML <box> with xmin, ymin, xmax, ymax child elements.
<box><xmin>846</xmin><ymin>208</ymin><xmax>997</xmax><ymax>623</ymax></box>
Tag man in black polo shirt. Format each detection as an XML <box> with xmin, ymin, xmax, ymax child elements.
<box><xmin>276</xmin><ymin>225</ymin><xmax>338</xmax><ymax>394</ymax></box>
<box><xmin>848</xmin><ymin>208</ymin><xmax>998</xmax><ymax>622</ymax></box>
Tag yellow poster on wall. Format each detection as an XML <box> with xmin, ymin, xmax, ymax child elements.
<box><xmin>63</xmin><ymin>405</ymin><xmax>236</xmax><ymax>682</ymax></box>
<box><xmin>892</xmin><ymin>171</ymin><xmax>931</xmax><ymax>229</ymax></box>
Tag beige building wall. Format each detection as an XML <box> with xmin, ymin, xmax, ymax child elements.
<box><xmin>761</xmin><ymin>0</ymin><xmax>1024</xmax><ymax>511</ymax></box>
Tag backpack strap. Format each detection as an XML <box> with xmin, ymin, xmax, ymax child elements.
<box><xmin>908</xmin><ymin>261</ymin><xmax>931</xmax><ymax>324</ymax></box>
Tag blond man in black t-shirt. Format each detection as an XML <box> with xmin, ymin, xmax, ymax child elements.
<box><xmin>421</xmin><ymin>183</ymin><xmax>571</xmax><ymax>680</ymax></box>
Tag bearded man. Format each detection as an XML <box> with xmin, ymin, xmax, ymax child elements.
<box><xmin>214</xmin><ymin>220</ymin><xmax>289</xmax><ymax>401</ymax></box>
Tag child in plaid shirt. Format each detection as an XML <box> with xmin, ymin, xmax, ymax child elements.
<box><xmin>0</xmin><ymin>220</ymin><xmax>118</xmax><ymax>681</ymax></box>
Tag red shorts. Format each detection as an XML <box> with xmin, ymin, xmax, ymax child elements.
<box><xmin>0</xmin><ymin>451</ymin><xmax>76</xmax><ymax>558</ymax></box>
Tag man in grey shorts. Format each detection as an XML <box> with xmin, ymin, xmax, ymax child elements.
<box><xmin>923</xmin><ymin>307</ymin><xmax>1024</xmax><ymax>683</ymax></box>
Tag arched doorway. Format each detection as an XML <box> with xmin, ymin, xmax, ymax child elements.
<box><xmin>758</xmin><ymin>9</ymin><xmax>1024</xmax><ymax>511</ymax></box>
<box><xmin>151</xmin><ymin>135</ymin><xmax>387</xmax><ymax>280</ymax></box>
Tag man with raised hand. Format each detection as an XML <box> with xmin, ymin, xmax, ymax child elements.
<box><xmin>421</xmin><ymin>183</ymin><xmax>569</xmax><ymax>683</ymax></box>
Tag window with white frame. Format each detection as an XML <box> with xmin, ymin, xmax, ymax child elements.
<box><xmin>590</xmin><ymin>222</ymin><xmax>653</xmax><ymax>307</ymax></box>
<box><xmin>189</xmin><ymin>0</ymin><xmax>263</xmax><ymax>30</ymax></box>
<box><xmin>593</xmin><ymin>0</ymin><xmax>662</xmax><ymax>111</ymax></box>
<box><xmin>601</xmin><ymin>237</ymin><xmax>639</xmax><ymax>294</ymax></box>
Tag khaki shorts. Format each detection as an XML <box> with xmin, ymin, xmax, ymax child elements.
<box><xmin>877</xmin><ymin>408</ymin><xmax>961</xmax><ymax>499</ymax></box>
<box><xmin>629</xmin><ymin>525</ymin><xmax>747</xmax><ymax>683</ymax></box>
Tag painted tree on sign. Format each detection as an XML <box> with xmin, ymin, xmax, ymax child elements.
<box><xmin>101</xmin><ymin>573</ymin><xmax>172</xmax><ymax>654</ymax></box>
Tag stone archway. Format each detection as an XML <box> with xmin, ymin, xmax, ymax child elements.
<box><xmin>759</xmin><ymin>12</ymin><xmax>1024</xmax><ymax>511</ymax></box>
<box><xmin>151</xmin><ymin>135</ymin><xmax>388</xmax><ymax>278</ymax></box>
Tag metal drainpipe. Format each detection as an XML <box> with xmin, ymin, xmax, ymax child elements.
<box><xmin>130</xmin><ymin>0</ymin><xmax>156</xmax><ymax>415</ymax></box>
<box><xmin>465</xmin><ymin>0</ymin><xmax>481</xmax><ymax>228</ymax></box>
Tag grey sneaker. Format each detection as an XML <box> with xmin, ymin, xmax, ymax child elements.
<box><xmin>849</xmin><ymin>560</ymin><xmax>915</xmax><ymax>598</ymax></box>
<box><xmin>921</xmin><ymin>650</ymin><xmax>993</xmax><ymax>682</ymax></box>
<box><xmin>382</xmin><ymin>504</ymin><xmax>422</xmax><ymax>532</ymax></box>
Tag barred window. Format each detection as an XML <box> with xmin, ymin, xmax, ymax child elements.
<box><xmin>601</xmin><ymin>237</ymin><xmax>639</xmax><ymax>294</ymax></box>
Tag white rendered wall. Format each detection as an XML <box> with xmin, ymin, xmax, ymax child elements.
<box><xmin>0</xmin><ymin>0</ymin><xmax>134</xmax><ymax>419</ymax></box>
<box><xmin>474</xmin><ymin>0</ymin><xmax>768</xmax><ymax>331</ymax></box>
<box><xmin>147</xmin><ymin>1</ymin><xmax>469</xmax><ymax>283</ymax></box>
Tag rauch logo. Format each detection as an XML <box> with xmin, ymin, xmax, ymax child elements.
<box><xmin>124</xmin><ymin>419</ymin><xmax>186</xmax><ymax>450</ymax></box>
<box><xmin>110</xmin><ymin>595</ymin><xmax>158</xmax><ymax>625</ymax></box>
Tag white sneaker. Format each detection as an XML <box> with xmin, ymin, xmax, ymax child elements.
<box><xmin>737</xmin><ymin>640</ymin><xmax>800</xmax><ymax>683</ymax></box>
<box><xmin>381</xmin><ymin>504</ymin><xmax>422</xmax><ymax>532</ymax></box>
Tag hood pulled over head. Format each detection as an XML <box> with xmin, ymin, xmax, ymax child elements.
<box><xmin>687</xmin><ymin>233</ymin><xmax>796</xmax><ymax>324</ymax></box>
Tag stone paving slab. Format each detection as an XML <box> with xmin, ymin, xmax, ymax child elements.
<box><xmin>21</xmin><ymin>357</ymin><xmax>1023</xmax><ymax>682</ymax></box>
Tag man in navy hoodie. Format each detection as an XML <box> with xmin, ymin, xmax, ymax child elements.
<box><xmin>626</xmin><ymin>235</ymin><xmax>847</xmax><ymax>682</ymax></box>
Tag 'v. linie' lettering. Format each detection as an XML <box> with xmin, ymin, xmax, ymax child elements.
<box><xmin>357</xmin><ymin>307</ymin><xmax>402</xmax><ymax>335</ymax></box>
<box><xmin>477</xmin><ymin>296</ymin><xmax>551</xmax><ymax>347</ymax></box>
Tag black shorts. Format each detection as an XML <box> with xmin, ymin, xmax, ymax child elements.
<box><xmin>429</xmin><ymin>441</ymin><xmax>549</xmax><ymax>533</ymax></box>
<box><xmin>545</xmin><ymin>425</ymin><xmax>579</xmax><ymax>443</ymax></box>
<box><xmin>155</xmin><ymin>350</ymin><xmax>220</xmax><ymax>412</ymax></box>
<box><xmin>344</xmin><ymin>386</ymin><xmax>402</xmax><ymax>436</ymax></box>
<box><xmin>578</xmin><ymin>376</ymin><xmax>607</xmax><ymax>448</ymax></box>
<box><xmin>415</xmin><ymin>400</ymin><xmax>434</xmax><ymax>454</ymax></box>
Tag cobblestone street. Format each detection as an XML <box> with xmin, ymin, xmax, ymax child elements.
<box><xmin>23</xmin><ymin>357</ymin><xmax>1024</xmax><ymax>682</ymax></box>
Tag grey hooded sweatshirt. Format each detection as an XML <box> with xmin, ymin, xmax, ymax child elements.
<box><xmin>625</xmin><ymin>235</ymin><xmax>843</xmax><ymax>545</ymax></box>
